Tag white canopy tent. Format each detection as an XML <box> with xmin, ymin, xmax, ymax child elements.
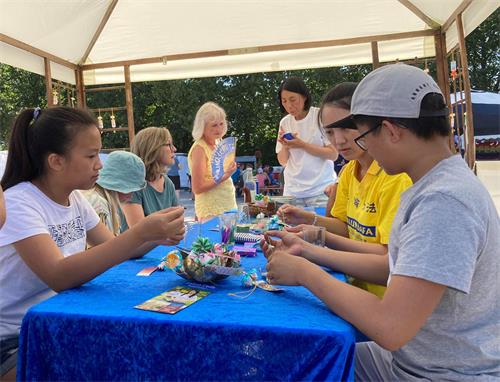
<box><xmin>0</xmin><ymin>0</ymin><xmax>498</xmax><ymax>169</ymax></box>
<box><xmin>1</xmin><ymin>0</ymin><xmax>498</xmax><ymax>85</ymax></box>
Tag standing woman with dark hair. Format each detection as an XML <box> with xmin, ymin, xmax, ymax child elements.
<box><xmin>0</xmin><ymin>107</ymin><xmax>184</xmax><ymax>380</ymax></box>
<box><xmin>277</xmin><ymin>82</ymin><xmax>412</xmax><ymax>297</ymax></box>
<box><xmin>276</xmin><ymin>76</ymin><xmax>338</xmax><ymax>207</ymax></box>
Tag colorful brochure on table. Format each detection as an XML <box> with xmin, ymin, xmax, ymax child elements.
<box><xmin>135</xmin><ymin>286</ymin><xmax>209</xmax><ymax>314</ymax></box>
<box><xmin>211</xmin><ymin>137</ymin><xmax>237</xmax><ymax>183</ymax></box>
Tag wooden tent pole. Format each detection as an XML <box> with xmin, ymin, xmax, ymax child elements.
<box><xmin>371</xmin><ymin>41</ymin><xmax>380</xmax><ymax>69</ymax></box>
<box><xmin>124</xmin><ymin>65</ymin><xmax>135</xmax><ymax>144</ymax></box>
<box><xmin>433</xmin><ymin>30</ymin><xmax>450</xmax><ymax>103</ymax></box>
<box><xmin>457</xmin><ymin>56</ymin><xmax>467</xmax><ymax>147</ymax></box>
<box><xmin>0</xmin><ymin>33</ymin><xmax>76</xmax><ymax>70</ymax></box>
<box><xmin>434</xmin><ymin>30</ymin><xmax>454</xmax><ymax>150</ymax></box>
<box><xmin>44</xmin><ymin>58</ymin><xmax>54</xmax><ymax>107</ymax></box>
<box><xmin>79</xmin><ymin>0</ymin><xmax>118</xmax><ymax>65</ymax></box>
<box><xmin>397</xmin><ymin>0</ymin><xmax>440</xmax><ymax>28</ymax></box>
<box><xmin>75</xmin><ymin>67</ymin><xmax>86</xmax><ymax>108</ymax></box>
<box><xmin>456</xmin><ymin>13</ymin><xmax>475</xmax><ymax>170</ymax></box>
<box><xmin>81</xmin><ymin>29</ymin><xmax>435</xmax><ymax>71</ymax></box>
<box><xmin>442</xmin><ymin>0</ymin><xmax>474</xmax><ymax>33</ymax></box>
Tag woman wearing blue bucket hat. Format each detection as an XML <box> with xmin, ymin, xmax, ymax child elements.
<box><xmin>84</xmin><ymin>151</ymin><xmax>146</xmax><ymax>235</ymax></box>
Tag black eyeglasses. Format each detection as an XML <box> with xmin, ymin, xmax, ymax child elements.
<box><xmin>353</xmin><ymin>125</ymin><xmax>381</xmax><ymax>151</ymax></box>
<box><xmin>163</xmin><ymin>142</ymin><xmax>175</xmax><ymax>150</ymax></box>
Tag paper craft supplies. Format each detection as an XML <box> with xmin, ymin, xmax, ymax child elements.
<box><xmin>233</xmin><ymin>245</ymin><xmax>257</xmax><ymax>257</ymax></box>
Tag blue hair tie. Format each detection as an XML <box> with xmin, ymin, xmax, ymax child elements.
<box><xmin>32</xmin><ymin>107</ymin><xmax>41</xmax><ymax>122</ymax></box>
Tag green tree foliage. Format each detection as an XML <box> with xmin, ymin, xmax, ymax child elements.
<box><xmin>466</xmin><ymin>8</ymin><xmax>499</xmax><ymax>92</ymax></box>
<box><xmin>0</xmin><ymin>65</ymin><xmax>45</xmax><ymax>148</ymax></box>
<box><xmin>83</xmin><ymin>67</ymin><xmax>372</xmax><ymax>164</ymax></box>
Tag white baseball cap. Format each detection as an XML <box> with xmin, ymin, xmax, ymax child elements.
<box><xmin>331</xmin><ymin>63</ymin><xmax>448</xmax><ymax>128</ymax></box>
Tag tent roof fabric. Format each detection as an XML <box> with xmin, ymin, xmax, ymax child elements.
<box><xmin>451</xmin><ymin>90</ymin><xmax>500</xmax><ymax>105</ymax></box>
<box><xmin>1</xmin><ymin>0</ymin><xmax>498</xmax><ymax>85</ymax></box>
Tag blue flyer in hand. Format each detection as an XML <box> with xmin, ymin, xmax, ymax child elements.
<box><xmin>211</xmin><ymin>137</ymin><xmax>237</xmax><ymax>183</ymax></box>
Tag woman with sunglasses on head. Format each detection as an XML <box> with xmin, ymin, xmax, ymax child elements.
<box><xmin>276</xmin><ymin>76</ymin><xmax>338</xmax><ymax>207</ymax></box>
<box><xmin>188</xmin><ymin>102</ymin><xmax>237</xmax><ymax>221</ymax></box>
<box><xmin>121</xmin><ymin>127</ymin><xmax>179</xmax><ymax>228</ymax></box>
<box><xmin>277</xmin><ymin>83</ymin><xmax>412</xmax><ymax>297</ymax></box>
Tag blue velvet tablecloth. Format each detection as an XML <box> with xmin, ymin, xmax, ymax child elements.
<box><xmin>18</xmin><ymin>218</ymin><xmax>355</xmax><ymax>382</ymax></box>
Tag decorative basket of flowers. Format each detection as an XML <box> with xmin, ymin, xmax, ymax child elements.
<box><xmin>163</xmin><ymin>237</ymin><xmax>242</xmax><ymax>283</ymax></box>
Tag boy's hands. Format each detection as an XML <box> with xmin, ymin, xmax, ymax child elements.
<box><xmin>264</xmin><ymin>249</ymin><xmax>311</xmax><ymax>286</ymax></box>
<box><xmin>261</xmin><ymin>230</ymin><xmax>320</xmax><ymax>285</ymax></box>
<box><xmin>260</xmin><ymin>230</ymin><xmax>304</xmax><ymax>259</ymax></box>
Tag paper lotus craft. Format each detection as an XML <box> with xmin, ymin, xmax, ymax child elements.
<box><xmin>162</xmin><ymin>237</ymin><xmax>242</xmax><ymax>283</ymax></box>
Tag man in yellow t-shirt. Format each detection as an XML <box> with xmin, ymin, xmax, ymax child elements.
<box><xmin>332</xmin><ymin>159</ymin><xmax>412</xmax><ymax>296</ymax></box>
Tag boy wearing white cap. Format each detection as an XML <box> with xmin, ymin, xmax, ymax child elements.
<box><xmin>262</xmin><ymin>64</ymin><xmax>499</xmax><ymax>380</ymax></box>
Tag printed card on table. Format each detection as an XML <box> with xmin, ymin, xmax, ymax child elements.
<box><xmin>211</xmin><ymin>137</ymin><xmax>237</xmax><ymax>183</ymax></box>
<box><xmin>135</xmin><ymin>286</ymin><xmax>210</xmax><ymax>315</ymax></box>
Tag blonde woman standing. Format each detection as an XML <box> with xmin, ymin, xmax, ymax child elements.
<box><xmin>122</xmin><ymin>127</ymin><xmax>178</xmax><ymax>227</ymax></box>
<box><xmin>188</xmin><ymin>102</ymin><xmax>237</xmax><ymax>221</ymax></box>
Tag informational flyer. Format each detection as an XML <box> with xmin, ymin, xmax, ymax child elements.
<box><xmin>135</xmin><ymin>286</ymin><xmax>209</xmax><ymax>314</ymax></box>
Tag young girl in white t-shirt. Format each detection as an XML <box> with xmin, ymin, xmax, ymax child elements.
<box><xmin>0</xmin><ymin>107</ymin><xmax>185</xmax><ymax>380</ymax></box>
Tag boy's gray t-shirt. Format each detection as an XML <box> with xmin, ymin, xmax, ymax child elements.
<box><xmin>388</xmin><ymin>155</ymin><xmax>500</xmax><ymax>380</ymax></box>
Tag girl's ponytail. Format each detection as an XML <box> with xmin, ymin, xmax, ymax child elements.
<box><xmin>1</xmin><ymin>108</ymin><xmax>38</xmax><ymax>190</ymax></box>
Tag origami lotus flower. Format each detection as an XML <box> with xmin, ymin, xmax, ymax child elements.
<box><xmin>191</xmin><ymin>237</ymin><xmax>213</xmax><ymax>254</ymax></box>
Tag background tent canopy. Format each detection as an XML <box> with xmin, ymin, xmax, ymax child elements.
<box><xmin>451</xmin><ymin>91</ymin><xmax>500</xmax><ymax>137</ymax></box>
<box><xmin>0</xmin><ymin>0</ymin><xmax>498</xmax><ymax>85</ymax></box>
